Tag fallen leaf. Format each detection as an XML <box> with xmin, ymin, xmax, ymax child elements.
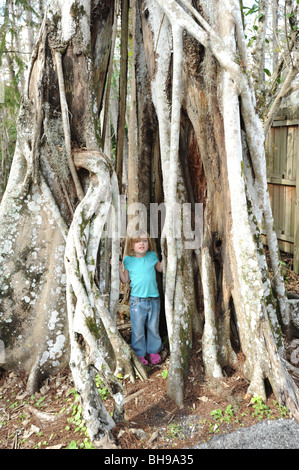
<box><xmin>46</xmin><ymin>444</ymin><xmax>63</xmax><ymax>449</ymax></box>
<box><xmin>198</xmin><ymin>396</ymin><xmax>209</xmax><ymax>402</ymax></box>
<box><xmin>22</xmin><ymin>424</ymin><xmax>40</xmax><ymax>439</ymax></box>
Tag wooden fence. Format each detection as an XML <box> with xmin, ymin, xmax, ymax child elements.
<box><xmin>265</xmin><ymin>108</ymin><xmax>299</xmax><ymax>274</ymax></box>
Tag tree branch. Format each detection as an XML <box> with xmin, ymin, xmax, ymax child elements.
<box><xmin>101</xmin><ymin>0</ymin><xmax>119</xmax><ymax>148</ymax></box>
<box><xmin>264</xmin><ymin>58</ymin><xmax>299</xmax><ymax>137</ymax></box>
<box><xmin>116</xmin><ymin>0</ymin><xmax>129</xmax><ymax>190</ymax></box>
<box><xmin>54</xmin><ymin>50</ymin><xmax>85</xmax><ymax>201</ymax></box>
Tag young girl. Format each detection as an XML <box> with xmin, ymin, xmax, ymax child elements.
<box><xmin>119</xmin><ymin>230</ymin><xmax>163</xmax><ymax>366</ymax></box>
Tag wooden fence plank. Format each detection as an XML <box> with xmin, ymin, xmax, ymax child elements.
<box><xmin>286</xmin><ymin>127</ymin><xmax>295</xmax><ymax>180</ymax></box>
<box><xmin>266</xmin><ymin>121</ymin><xmax>299</xmax><ymax>273</ymax></box>
<box><xmin>294</xmin><ymin>125</ymin><xmax>299</xmax><ymax>273</ymax></box>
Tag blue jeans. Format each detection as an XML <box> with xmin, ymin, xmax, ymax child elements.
<box><xmin>130</xmin><ymin>296</ymin><xmax>162</xmax><ymax>357</ymax></box>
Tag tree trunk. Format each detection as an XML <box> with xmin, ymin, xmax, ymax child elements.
<box><xmin>137</xmin><ymin>0</ymin><xmax>299</xmax><ymax>417</ymax></box>
<box><xmin>0</xmin><ymin>0</ymin><xmax>147</xmax><ymax>445</ymax></box>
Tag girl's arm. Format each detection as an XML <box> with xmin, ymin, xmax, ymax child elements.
<box><xmin>155</xmin><ymin>259</ymin><xmax>163</xmax><ymax>273</ymax></box>
<box><xmin>119</xmin><ymin>262</ymin><xmax>130</xmax><ymax>284</ymax></box>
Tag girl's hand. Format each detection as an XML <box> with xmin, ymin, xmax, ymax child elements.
<box><xmin>110</xmin><ymin>259</ymin><xmax>123</xmax><ymax>267</ymax></box>
<box><xmin>119</xmin><ymin>263</ymin><xmax>129</xmax><ymax>284</ymax></box>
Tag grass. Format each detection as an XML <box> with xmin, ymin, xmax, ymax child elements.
<box><xmin>176</xmin><ymin>396</ymin><xmax>292</xmax><ymax>443</ymax></box>
<box><xmin>0</xmin><ymin>368</ymin><xmax>292</xmax><ymax>450</ymax></box>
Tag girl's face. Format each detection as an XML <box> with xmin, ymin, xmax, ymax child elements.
<box><xmin>133</xmin><ymin>237</ymin><xmax>149</xmax><ymax>257</ymax></box>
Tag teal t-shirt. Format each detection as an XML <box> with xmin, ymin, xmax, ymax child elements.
<box><xmin>123</xmin><ymin>251</ymin><xmax>159</xmax><ymax>298</ymax></box>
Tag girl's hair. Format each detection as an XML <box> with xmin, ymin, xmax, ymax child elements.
<box><xmin>124</xmin><ymin>230</ymin><xmax>154</xmax><ymax>257</ymax></box>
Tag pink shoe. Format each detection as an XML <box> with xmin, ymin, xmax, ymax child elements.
<box><xmin>139</xmin><ymin>356</ymin><xmax>149</xmax><ymax>365</ymax></box>
<box><xmin>150</xmin><ymin>353</ymin><xmax>161</xmax><ymax>365</ymax></box>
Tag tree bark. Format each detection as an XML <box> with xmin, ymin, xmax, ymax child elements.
<box><xmin>116</xmin><ymin>0</ymin><xmax>129</xmax><ymax>191</ymax></box>
<box><xmin>138</xmin><ymin>0</ymin><xmax>299</xmax><ymax>416</ymax></box>
<box><xmin>251</xmin><ymin>0</ymin><xmax>269</xmax><ymax>91</ymax></box>
<box><xmin>0</xmin><ymin>0</ymin><xmax>146</xmax><ymax>444</ymax></box>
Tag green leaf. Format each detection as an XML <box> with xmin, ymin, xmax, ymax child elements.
<box><xmin>248</xmin><ymin>37</ymin><xmax>256</xmax><ymax>47</ymax></box>
<box><xmin>66</xmin><ymin>440</ymin><xmax>79</xmax><ymax>449</ymax></box>
<box><xmin>263</xmin><ymin>68</ymin><xmax>271</xmax><ymax>77</ymax></box>
<box><xmin>84</xmin><ymin>440</ymin><xmax>95</xmax><ymax>449</ymax></box>
<box><xmin>245</xmin><ymin>5</ymin><xmax>259</xmax><ymax>16</ymax></box>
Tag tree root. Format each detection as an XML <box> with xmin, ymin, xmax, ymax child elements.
<box><xmin>25</xmin><ymin>405</ymin><xmax>64</xmax><ymax>423</ymax></box>
<box><xmin>65</xmin><ymin>150</ymin><xmax>148</xmax><ymax>438</ymax></box>
<box><xmin>93</xmin><ymin>430</ymin><xmax>119</xmax><ymax>449</ymax></box>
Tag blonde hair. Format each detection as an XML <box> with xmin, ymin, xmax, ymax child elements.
<box><xmin>124</xmin><ymin>230</ymin><xmax>155</xmax><ymax>257</ymax></box>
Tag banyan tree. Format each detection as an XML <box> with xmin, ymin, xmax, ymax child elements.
<box><xmin>0</xmin><ymin>0</ymin><xmax>298</xmax><ymax>446</ymax></box>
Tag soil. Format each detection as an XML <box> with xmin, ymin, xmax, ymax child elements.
<box><xmin>0</xmin><ymin>252</ymin><xmax>298</xmax><ymax>450</ymax></box>
<box><xmin>0</xmin><ymin>348</ymin><xmax>297</xmax><ymax>450</ymax></box>
<box><xmin>279</xmin><ymin>251</ymin><xmax>299</xmax><ymax>297</ymax></box>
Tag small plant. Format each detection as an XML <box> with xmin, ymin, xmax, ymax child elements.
<box><xmin>208</xmin><ymin>404</ymin><xmax>235</xmax><ymax>434</ymax></box>
<box><xmin>210</xmin><ymin>404</ymin><xmax>234</xmax><ymax>424</ymax></box>
<box><xmin>210</xmin><ymin>408</ymin><xmax>223</xmax><ymax>421</ymax></box>
<box><xmin>68</xmin><ymin>399</ymin><xmax>85</xmax><ymax>433</ymax></box>
<box><xmin>274</xmin><ymin>401</ymin><xmax>290</xmax><ymax>418</ymax></box>
<box><xmin>66</xmin><ymin>388</ymin><xmax>94</xmax><ymax>448</ymax></box>
<box><xmin>161</xmin><ymin>369</ymin><xmax>168</xmax><ymax>380</ymax></box>
<box><xmin>35</xmin><ymin>396</ymin><xmax>46</xmax><ymax>408</ymax></box>
<box><xmin>166</xmin><ymin>422</ymin><xmax>185</xmax><ymax>439</ymax></box>
<box><xmin>66</xmin><ymin>438</ymin><xmax>95</xmax><ymax>449</ymax></box>
<box><xmin>66</xmin><ymin>440</ymin><xmax>79</xmax><ymax>449</ymax></box>
<box><xmin>95</xmin><ymin>374</ymin><xmax>110</xmax><ymax>400</ymax></box>
<box><xmin>250</xmin><ymin>396</ymin><xmax>272</xmax><ymax>420</ymax></box>
<box><xmin>9</xmin><ymin>401</ymin><xmax>19</xmax><ymax>409</ymax></box>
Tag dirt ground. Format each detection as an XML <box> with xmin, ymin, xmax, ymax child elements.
<box><xmin>0</xmin><ymin>252</ymin><xmax>298</xmax><ymax>450</ymax></box>
<box><xmin>0</xmin><ymin>347</ymin><xmax>297</xmax><ymax>450</ymax></box>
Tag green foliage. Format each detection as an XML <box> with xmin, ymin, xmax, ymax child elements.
<box><xmin>66</xmin><ymin>440</ymin><xmax>79</xmax><ymax>449</ymax></box>
<box><xmin>209</xmin><ymin>404</ymin><xmax>235</xmax><ymax>433</ymax></box>
<box><xmin>273</xmin><ymin>401</ymin><xmax>290</xmax><ymax>418</ymax></box>
<box><xmin>210</xmin><ymin>404</ymin><xmax>234</xmax><ymax>423</ymax></box>
<box><xmin>0</xmin><ymin>85</ymin><xmax>19</xmax><ymax>193</ymax></box>
<box><xmin>0</xmin><ymin>0</ymin><xmax>39</xmax><ymax>194</ymax></box>
<box><xmin>166</xmin><ymin>422</ymin><xmax>185</xmax><ymax>440</ymax></box>
<box><xmin>85</xmin><ymin>314</ymin><xmax>100</xmax><ymax>339</ymax></box>
<box><xmin>250</xmin><ymin>395</ymin><xmax>290</xmax><ymax>420</ymax></box>
<box><xmin>67</xmin><ymin>388</ymin><xmax>86</xmax><ymax>432</ymax></box>
<box><xmin>263</xmin><ymin>68</ymin><xmax>271</xmax><ymax>77</ymax></box>
<box><xmin>95</xmin><ymin>374</ymin><xmax>110</xmax><ymax>401</ymax></box>
<box><xmin>243</xmin><ymin>3</ymin><xmax>259</xmax><ymax>17</ymax></box>
<box><xmin>63</xmin><ymin>379</ymin><xmax>112</xmax><ymax>449</ymax></box>
<box><xmin>250</xmin><ymin>395</ymin><xmax>273</xmax><ymax>420</ymax></box>
<box><xmin>65</xmin><ymin>388</ymin><xmax>95</xmax><ymax>449</ymax></box>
